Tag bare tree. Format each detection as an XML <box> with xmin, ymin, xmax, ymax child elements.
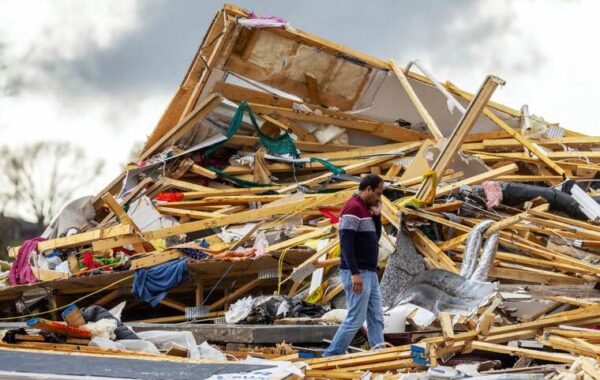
<box><xmin>0</xmin><ymin>142</ymin><xmax>104</xmax><ymax>227</ymax></box>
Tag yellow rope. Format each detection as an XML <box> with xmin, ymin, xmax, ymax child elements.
<box><xmin>0</xmin><ymin>274</ymin><xmax>135</xmax><ymax>321</ymax></box>
<box><xmin>276</xmin><ymin>242</ymin><xmax>302</xmax><ymax>295</ymax></box>
<box><xmin>395</xmin><ymin>169</ymin><xmax>438</xmax><ymax>208</ymax></box>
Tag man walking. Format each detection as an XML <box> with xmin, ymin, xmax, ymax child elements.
<box><xmin>323</xmin><ymin>174</ymin><xmax>385</xmax><ymax>356</ymax></box>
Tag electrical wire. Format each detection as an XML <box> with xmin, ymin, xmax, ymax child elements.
<box><xmin>0</xmin><ymin>274</ymin><xmax>134</xmax><ymax>321</ymax></box>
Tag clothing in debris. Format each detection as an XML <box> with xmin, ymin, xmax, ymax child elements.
<box><xmin>132</xmin><ymin>257</ymin><xmax>189</xmax><ymax>307</ymax></box>
<box><xmin>81</xmin><ymin>305</ymin><xmax>139</xmax><ymax>340</ymax></box>
<box><xmin>9</xmin><ymin>237</ymin><xmax>45</xmax><ymax>286</ymax></box>
<box><xmin>241</xmin><ymin>295</ymin><xmax>326</xmax><ymax>324</ymax></box>
<box><xmin>253</xmin><ymin>147</ymin><xmax>272</xmax><ymax>184</ymax></box>
<box><xmin>323</xmin><ymin>269</ymin><xmax>384</xmax><ymax>356</ymax></box>
<box><xmin>339</xmin><ymin>194</ymin><xmax>381</xmax><ymax>275</ymax></box>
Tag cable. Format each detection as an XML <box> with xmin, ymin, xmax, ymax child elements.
<box><xmin>0</xmin><ymin>274</ymin><xmax>134</xmax><ymax>321</ymax></box>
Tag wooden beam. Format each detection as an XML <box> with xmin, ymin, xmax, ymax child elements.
<box><xmin>411</xmin><ymin>229</ymin><xmax>458</xmax><ymax>273</ymax></box>
<box><xmin>435</xmin><ymin>163</ymin><xmax>519</xmax><ymax>196</ymax></box>
<box><xmin>189</xmin><ymin>164</ymin><xmax>218</xmax><ymax>179</ymax></box>
<box><xmin>227</xmin><ymin>134</ymin><xmax>356</xmax><ymax>153</ymax></box>
<box><xmin>101</xmin><ymin>193</ymin><xmax>136</xmax><ymax>227</ymax></box>
<box><xmin>304</xmin><ymin>72</ymin><xmax>321</xmax><ymax>104</ymax></box>
<box><xmin>94</xmin><ymin>290</ymin><xmax>121</xmax><ymax>307</ymax></box>
<box><xmin>439</xmin><ymin>312</ymin><xmax>454</xmax><ymax>341</ymax></box>
<box><xmin>447</xmin><ymin>81</ymin><xmax>565</xmax><ymax>177</ymax></box>
<box><xmin>470</xmin><ymin>341</ymin><xmax>575</xmax><ymax>364</ymax></box>
<box><xmin>138</xmin><ymin>93</ymin><xmax>223</xmax><ymax>161</ymax></box>
<box><xmin>389</xmin><ymin>60</ymin><xmax>443</xmax><ymax>141</ymax></box>
<box><xmin>246</xmin><ymin>103</ymin><xmax>427</xmax><ymax>143</ymax></box>
<box><xmin>278</xmin><ymin>143</ymin><xmax>421</xmax><ymax>193</ymax></box>
<box><xmin>32</xmin><ymin>224</ymin><xmax>134</xmax><ymax>252</ymax></box>
<box><xmin>144</xmin><ymin>193</ymin><xmax>351</xmax><ymax>240</ymax></box>
<box><xmin>129</xmin><ymin>249</ymin><xmax>185</xmax><ymax>270</ymax></box>
<box><xmin>159</xmin><ymin>297</ymin><xmax>187</xmax><ymax>313</ymax></box>
<box><xmin>415</xmin><ymin>75</ymin><xmax>505</xmax><ymax>200</ymax></box>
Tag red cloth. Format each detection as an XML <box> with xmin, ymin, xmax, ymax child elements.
<box><xmin>155</xmin><ymin>192</ymin><xmax>184</xmax><ymax>202</ymax></box>
<box><xmin>82</xmin><ymin>252</ymin><xmax>101</xmax><ymax>270</ymax></box>
<box><xmin>319</xmin><ymin>208</ymin><xmax>340</xmax><ymax>224</ymax></box>
<box><xmin>9</xmin><ymin>237</ymin><xmax>45</xmax><ymax>286</ymax></box>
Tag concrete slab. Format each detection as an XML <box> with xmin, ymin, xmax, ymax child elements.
<box><xmin>0</xmin><ymin>322</ymin><xmax>339</xmax><ymax>345</ymax></box>
<box><xmin>0</xmin><ymin>348</ymin><xmax>268</xmax><ymax>380</ymax></box>
<box><xmin>128</xmin><ymin>323</ymin><xmax>339</xmax><ymax>344</ymax></box>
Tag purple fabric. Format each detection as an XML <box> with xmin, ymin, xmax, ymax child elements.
<box><xmin>9</xmin><ymin>237</ymin><xmax>45</xmax><ymax>286</ymax></box>
<box><xmin>248</xmin><ymin>12</ymin><xmax>287</xmax><ymax>23</ymax></box>
<box><xmin>240</xmin><ymin>12</ymin><xmax>288</xmax><ymax>29</ymax></box>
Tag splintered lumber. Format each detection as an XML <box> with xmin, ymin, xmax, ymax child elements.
<box><xmin>278</xmin><ymin>142</ymin><xmax>421</xmax><ymax>193</ymax></box>
<box><xmin>27</xmin><ymin>318</ymin><xmax>92</xmax><ymax>339</ymax></box>
<box><xmin>189</xmin><ymin>164</ymin><xmax>218</xmax><ymax>179</ymax></box>
<box><xmin>470</xmin><ymin>341</ymin><xmax>575</xmax><ymax>364</ymax></box>
<box><xmin>447</xmin><ymin>81</ymin><xmax>566</xmax><ymax>177</ymax></box>
<box><xmin>402</xmin><ymin>207</ymin><xmax>600</xmax><ymax>275</ymax></box>
<box><xmin>139</xmin><ymin>93</ymin><xmax>223</xmax><ymax>161</ymax></box>
<box><xmin>264</xmin><ymin>226</ymin><xmax>332</xmax><ymax>254</ymax></box>
<box><xmin>245</xmin><ymin>103</ymin><xmax>427</xmax><ymax>143</ymax></box>
<box><xmin>129</xmin><ymin>249</ymin><xmax>185</xmax><ymax>270</ymax></box>
<box><xmin>546</xmin><ymin>327</ymin><xmax>600</xmax><ymax>343</ymax></box>
<box><xmin>101</xmin><ymin>193</ymin><xmax>137</xmax><ymax>227</ymax></box>
<box><xmin>142</xmin><ymin>196</ymin><xmax>311</xmax><ymax>240</ymax></box>
<box><xmin>416</xmin><ymin>304</ymin><xmax>600</xmax><ymax>347</ymax></box>
<box><xmin>581</xmin><ymin>359</ymin><xmax>600</xmax><ymax>380</ymax></box>
<box><xmin>439</xmin><ymin>312</ymin><xmax>454</xmax><ymax>341</ymax></box>
<box><xmin>307</xmin><ymin>346</ymin><xmax>413</xmax><ymax>370</ymax></box>
<box><xmin>477</xmin><ymin>312</ymin><xmax>495</xmax><ymax>336</ymax></box>
<box><xmin>7</xmin><ymin>8</ymin><xmax>600</xmax><ymax>376</ymax></box>
<box><xmin>438</xmin><ymin>203</ymin><xmax>547</xmax><ymax>250</ymax></box>
<box><xmin>180</xmin><ymin>186</ymin><xmax>281</xmax><ymax>200</ymax></box>
<box><xmin>17</xmin><ymin>224</ymin><xmax>135</xmax><ymax>254</ymax></box>
<box><xmin>416</xmin><ymin>75</ymin><xmax>505</xmax><ymax>200</ymax></box>
<box><xmin>411</xmin><ymin>229</ymin><xmax>458</xmax><ymax>273</ymax></box>
<box><xmin>227</xmin><ymin>134</ymin><xmax>356</xmax><ymax>153</ymax></box>
<box><xmin>304</xmin><ymin>370</ymin><xmax>365</xmax><ymax>379</ymax></box>
<box><xmin>435</xmin><ymin>163</ymin><xmax>519</xmax><ymax>196</ymax></box>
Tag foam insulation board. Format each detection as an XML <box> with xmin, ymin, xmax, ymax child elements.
<box><xmin>357</xmin><ymin>73</ymin><xmax>519</xmax><ymax>136</ymax></box>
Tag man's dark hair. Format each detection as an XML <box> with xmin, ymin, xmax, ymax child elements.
<box><xmin>359</xmin><ymin>174</ymin><xmax>383</xmax><ymax>191</ymax></box>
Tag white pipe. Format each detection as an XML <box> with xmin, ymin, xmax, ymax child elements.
<box><xmin>405</xmin><ymin>60</ymin><xmax>465</xmax><ymax>115</ymax></box>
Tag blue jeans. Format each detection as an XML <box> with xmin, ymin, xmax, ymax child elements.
<box><xmin>323</xmin><ymin>269</ymin><xmax>384</xmax><ymax>356</ymax></box>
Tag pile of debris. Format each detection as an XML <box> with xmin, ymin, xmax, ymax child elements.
<box><xmin>2</xmin><ymin>3</ymin><xmax>600</xmax><ymax>379</ymax></box>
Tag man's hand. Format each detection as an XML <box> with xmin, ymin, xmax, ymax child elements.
<box><xmin>371</xmin><ymin>202</ymin><xmax>382</xmax><ymax>216</ymax></box>
<box><xmin>351</xmin><ymin>274</ymin><xmax>363</xmax><ymax>294</ymax></box>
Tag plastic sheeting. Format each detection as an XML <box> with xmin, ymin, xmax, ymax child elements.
<box><xmin>226</xmin><ymin>295</ymin><xmax>326</xmax><ymax>324</ymax></box>
<box><xmin>42</xmin><ymin>196</ymin><xmax>96</xmax><ymax>240</ymax></box>
<box><xmin>206</xmin><ymin>357</ymin><xmax>304</xmax><ymax>380</ymax></box>
<box><xmin>90</xmin><ymin>336</ymin><xmax>161</xmax><ymax>355</ymax></box>
<box><xmin>136</xmin><ymin>330</ymin><xmax>201</xmax><ymax>359</ymax></box>
<box><xmin>394</xmin><ymin>269</ymin><xmax>498</xmax><ymax>317</ymax></box>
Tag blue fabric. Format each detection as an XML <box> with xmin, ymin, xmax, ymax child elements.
<box><xmin>132</xmin><ymin>258</ymin><xmax>189</xmax><ymax>307</ymax></box>
<box><xmin>323</xmin><ymin>269</ymin><xmax>384</xmax><ymax>356</ymax></box>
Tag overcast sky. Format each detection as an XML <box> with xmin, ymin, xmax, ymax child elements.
<box><xmin>1</xmin><ymin>0</ymin><xmax>598</xmax><ymax>220</ymax></box>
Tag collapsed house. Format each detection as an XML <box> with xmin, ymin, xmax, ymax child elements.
<box><xmin>2</xmin><ymin>3</ymin><xmax>600</xmax><ymax>379</ymax></box>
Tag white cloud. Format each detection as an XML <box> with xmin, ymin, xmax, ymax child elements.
<box><xmin>404</xmin><ymin>0</ymin><xmax>600</xmax><ymax>134</ymax></box>
<box><xmin>0</xmin><ymin>0</ymin><xmax>141</xmax><ymax>60</ymax></box>
<box><xmin>0</xmin><ymin>0</ymin><xmax>155</xmax><ymax>221</ymax></box>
